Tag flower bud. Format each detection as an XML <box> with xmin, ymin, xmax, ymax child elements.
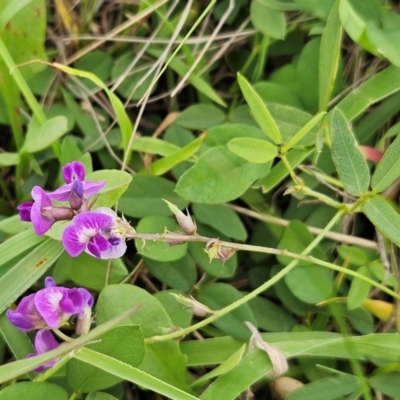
<box><xmin>69</xmin><ymin>180</ymin><xmax>84</xmax><ymax>210</ymax></box>
<box><xmin>205</xmin><ymin>239</ymin><xmax>236</xmax><ymax>264</ymax></box>
<box><xmin>170</xmin><ymin>293</ymin><xmax>214</xmax><ymax>317</ymax></box>
<box><xmin>41</xmin><ymin>206</ymin><xmax>75</xmax><ymax>222</ymax></box>
<box><xmin>17</xmin><ymin>201</ymin><xmax>34</xmax><ymax>221</ymax></box>
<box><xmin>163</xmin><ymin>199</ymin><xmax>197</xmax><ymax>235</ymax></box>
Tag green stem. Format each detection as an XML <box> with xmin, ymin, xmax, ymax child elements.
<box><xmin>128</xmin><ymin>233</ymin><xmax>398</xmax><ymax>300</ymax></box>
<box><xmin>145</xmin><ymin>210</ymin><xmax>345</xmax><ymax>344</ymax></box>
<box><xmin>293</xmin><ymin>185</ymin><xmax>349</xmax><ymax>210</ymax></box>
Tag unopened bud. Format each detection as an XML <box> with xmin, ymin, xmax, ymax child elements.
<box><xmin>163</xmin><ymin>199</ymin><xmax>197</xmax><ymax>235</ymax></box>
<box><xmin>17</xmin><ymin>201</ymin><xmax>34</xmax><ymax>221</ymax></box>
<box><xmin>170</xmin><ymin>293</ymin><xmax>214</xmax><ymax>317</ymax></box>
<box><xmin>69</xmin><ymin>180</ymin><xmax>84</xmax><ymax>210</ymax></box>
<box><xmin>205</xmin><ymin>239</ymin><xmax>236</xmax><ymax>264</ymax></box>
<box><xmin>75</xmin><ymin>308</ymin><xmax>92</xmax><ymax>336</ymax></box>
<box><xmin>41</xmin><ymin>206</ymin><xmax>75</xmax><ymax>221</ymax></box>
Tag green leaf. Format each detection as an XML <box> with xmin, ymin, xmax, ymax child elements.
<box><xmin>366</xmin><ymin>25</ymin><xmax>400</xmax><ymax>67</ymax></box>
<box><xmin>86</xmin><ymin>169</ymin><xmax>132</xmax><ymax>209</ymax></box>
<box><xmin>278</xmin><ymin>221</ymin><xmax>333</xmax><ymax>304</ymax></box>
<box><xmin>154</xmin><ymin>290</ymin><xmax>193</xmax><ymax>328</ymax></box>
<box><xmin>192</xmin><ymin>203</ymin><xmax>247</xmax><ymax>241</ymax></box>
<box><xmin>199</xmin><ymin>350</ymin><xmax>273</xmax><ymax>400</ymax></box>
<box><xmin>286</xmin><ymin>374</ymin><xmax>360</xmax><ymax>400</ymax></box>
<box><xmin>281</xmin><ymin>112</ymin><xmax>326</xmax><ymax>153</ymax></box>
<box><xmin>372</xmin><ymin>133</ymin><xmax>400</xmax><ymax>192</ymax></box>
<box><xmin>22</xmin><ymin>116</ymin><xmax>68</xmax><ymax>153</ymax></box>
<box><xmin>52</xmin><ymin>63</ymin><xmax>133</xmax><ymax>162</ymax></box>
<box><xmin>227</xmin><ymin>138</ymin><xmax>277</xmax><ymax>164</ymax></box>
<box><xmin>73</xmin><ymin>348</ymin><xmax>199</xmax><ymax>400</ymax></box>
<box><xmin>202</xmin><ymin>124</ymin><xmax>269</xmax><ymax>152</ymax></box>
<box><xmin>150</xmin><ymin>133</ymin><xmax>205</xmax><ymax>176</ymax></box>
<box><xmin>176</xmin><ymin>146</ymin><xmax>270</xmax><ymax>203</ymax></box>
<box><xmin>347</xmin><ymin>266</ymin><xmax>371</xmax><ymax>310</ymax></box>
<box><xmin>319</xmin><ymin>0</ymin><xmax>342</xmax><ymax>111</ymax></box>
<box><xmin>292</xmin><ymin>0</ymin><xmax>335</xmax><ymax>20</ymax></box>
<box><xmin>247</xmin><ymin>295</ymin><xmax>297</xmax><ymax>332</ymax></box>
<box><xmin>0</xmin><ymin>238</ymin><xmax>64</xmax><ymax>315</ymax></box>
<box><xmin>191</xmin><ymin>345</ymin><xmax>246</xmax><ymax>391</ymax></box>
<box><xmin>0</xmin><ymin>0</ymin><xmax>47</xmax><ymax>80</ymax></box>
<box><xmin>176</xmin><ymin>105</ymin><xmax>225</xmax><ymax>130</ymax></box>
<box><xmin>196</xmin><ymin>283</ymin><xmax>256</xmax><ymax>341</ymax></box>
<box><xmin>336</xmin><ymin>66</ymin><xmax>400</xmax><ymax>122</ymax></box>
<box><xmin>86</xmin><ymin>393</ymin><xmax>118</xmax><ymax>400</ymax></box>
<box><xmin>269</xmin><ymin>104</ymin><xmax>320</xmax><ymax>146</ymax></box>
<box><xmin>0</xmin><ymin>314</ymin><xmax>34</xmax><ymax>380</ymax></box>
<box><xmin>330</xmin><ymin>108</ymin><xmax>370</xmax><ymax>196</ymax></box>
<box><xmin>53</xmin><ymin>252</ymin><xmax>128</xmax><ymax>291</ymax></box>
<box><xmin>0</xmin><ymin>382</ymin><xmax>68</xmax><ymax>400</ymax></box>
<box><xmin>250</xmin><ymin>0</ymin><xmax>286</xmax><ymax>39</ymax></box>
<box><xmin>370</xmin><ymin>372</ymin><xmax>400</xmax><ymax>398</ymax></box>
<box><xmin>363</xmin><ymin>196</ymin><xmax>400</xmax><ymax>248</ymax></box>
<box><xmin>67</xmin><ymin>325</ymin><xmax>144</xmax><ymax>393</ymax></box>
<box><xmin>237</xmin><ymin>73</ymin><xmax>282</xmax><ymax>144</ymax></box>
<box><xmin>338</xmin><ymin>0</ymin><xmax>381</xmax><ymax>56</ymax></box>
<box><xmin>0</xmin><ymin>228</ymin><xmax>45</xmax><ymax>270</ymax></box>
<box><xmin>135</xmin><ymin>216</ymin><xmax>188</xmax><ymax>262</ymax></box>
<box><xmin>118</xmin><ymin>174</ymin><xmax>188</xmax><ymax>218</ymax></box>
<box><xmin>144</xmin><ymin>254</ymin><xmax>197</xmax><ymax>292</ymax></box>
<box><xmin>0</xmin><ymin>152</ymin><xmax>19</xmax><ymax>167</ymax></box>
<box><xmin>96</xmin><ymin>285</ymin><xmax>191</xmax><ymax>391</ymax></box>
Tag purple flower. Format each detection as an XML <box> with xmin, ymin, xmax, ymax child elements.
<box><xmin>6</xmin><ymin>277</ymin><xmax>94</xmax><ymax>332</ymax></box>
<box><xmin>48</xmin><ymin>161</ymin><xmax>105</xmax><ymax>205</ymax></box>
<box><xmin>35</xmin><ymin>282</ymin><xmax>93</xmax><ymax>329</ymax></box>
<box><xmin>30</xmin><ymin>186</ymin><xmax>74</xmax><ymax>235</ymax></box>
<box><xmin>17</xmin><ymin>201</ymin><xmax>34</xmax><ymax>222</ymax></box>
<box><xmin>6</xmin><ymin>294</ymin><xmax>47</xmax><ymax>332</ymax></box>
<box><xmin>27</xmin><ymin>330</ymin><xmax>60</xmax><ymax>372</ymax></box>
<box><xmin>62</xmin><ymin>207</ymin><xmax>127</xmax><ymax>259</ymax></box>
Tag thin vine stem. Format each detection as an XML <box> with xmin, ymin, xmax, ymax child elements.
<box><xmin>145</xmin><ymin>210</ymin><xmax>349</xmax><ymax>344</ymax></box>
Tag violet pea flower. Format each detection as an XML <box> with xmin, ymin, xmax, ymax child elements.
<box><xmin>6</xmin><ymin>293</ymin><xmax>47</xmax><ymax>332</ymax></box>
<box><xmin>48</xmin><ymin>161</ymin><xmax>105</xmax><ymax>205</ymax></box>
<box><xmin>62</xmin><ymin>207</ymin><xmax>127</xmax><ymax>259</ymax></box>
<box><xmin>30</xmin><ymin>186</ymin><xmax>74</xmax><ymax>235</ymax></box>
<box><xmin>27</xmin><ymin>330</ymin><xmax>60</xmax><ymax>372</ymax></box>
<box><xmin>35</xmin><ymin>278</ymin><xmax>94</xmax><ymax>329</ymax></box>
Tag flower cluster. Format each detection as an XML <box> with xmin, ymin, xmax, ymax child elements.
<box><xmin>18</xmin><ymin>161</ymin><xmax>133</xmax><ymax>259</ymax></box>
<box><xmin>7</xmin><ymin>277</ymin><xmax>93</xmax><ymax>372</ymax></box>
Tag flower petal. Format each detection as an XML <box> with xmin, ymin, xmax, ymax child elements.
<box><xmin>34</xmin><ymin>330</ymin><xmax>60</xmax><ymax>354</ymax></box>
<box><xmin>100</xmin><ymin>239</ymin><xmax>127</xmax><ymax>259</ymax></box>
<box><xmin>35</xmin><ymin>287</ymin><xmax>66</xmax><ymax>328</ymax></box>
<box><xmin>6</xmin><ymin>293</ymin><xmax>46</xmax><ymax>331</ymax></box>
<box><xmin>87</xmin><ymin>234</ymin><xmax>109</xmax><ymax>258</ymax></box>
<box><xmin>30</xmin><ymin>187</ymin><xmax>54</xmax><ymax>235</ymax></box>
<box><xmin>63</xmin><ymin>161</ymin><xmax>85</xmax><ymax>184</ymax></box>
<box><xmin>17</xmin><ymin>201</ymin><xmax>33</xmax><ymax>222</ymax></box>
<box><xmin>62</xmin><ymin>224</ymin><xmax>87</xmax><ymax>257</ymax></box>
<box><xmin>82</xmin><ymin>180</ymin><xmax>106</xmax><ymax>198</ymax></box>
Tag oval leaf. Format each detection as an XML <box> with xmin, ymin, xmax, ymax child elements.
<box><xmin>227</xmin><ymin>138</ymin><xmax>277</xmax><ymax>164</ymax></box>
<box><xmin>372</xmin><ymin>133</ymin><xmax>400</xmax><ymax>192</ymax></box>
<box><xmin>23</xmin><ymin>116</ymin><xmax>68</xmax><ymax>154</ymax></box>
<box><xmin>363</xmin><ymin>196</ymin><xmax>400</xmax><ymax>247</ymax></box>
<box><xmin>330</xmin><ymin>108</ymin><xmax>370</xmax><ymax>196</ymax></box>
<box><xmin>237</xmin><ymin>73</ymin><xmax>282</xmax><ymax>144</ymax></box>
<box><xmin>176</xmin><ymin>146</ymin><xmax>270</xmax><ymax>203</ymax></box>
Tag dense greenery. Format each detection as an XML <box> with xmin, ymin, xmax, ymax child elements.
<box><xmin>1</xmin><ymin>0</ymin><xmax>400</xmax><ymax>399</ymax></box>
